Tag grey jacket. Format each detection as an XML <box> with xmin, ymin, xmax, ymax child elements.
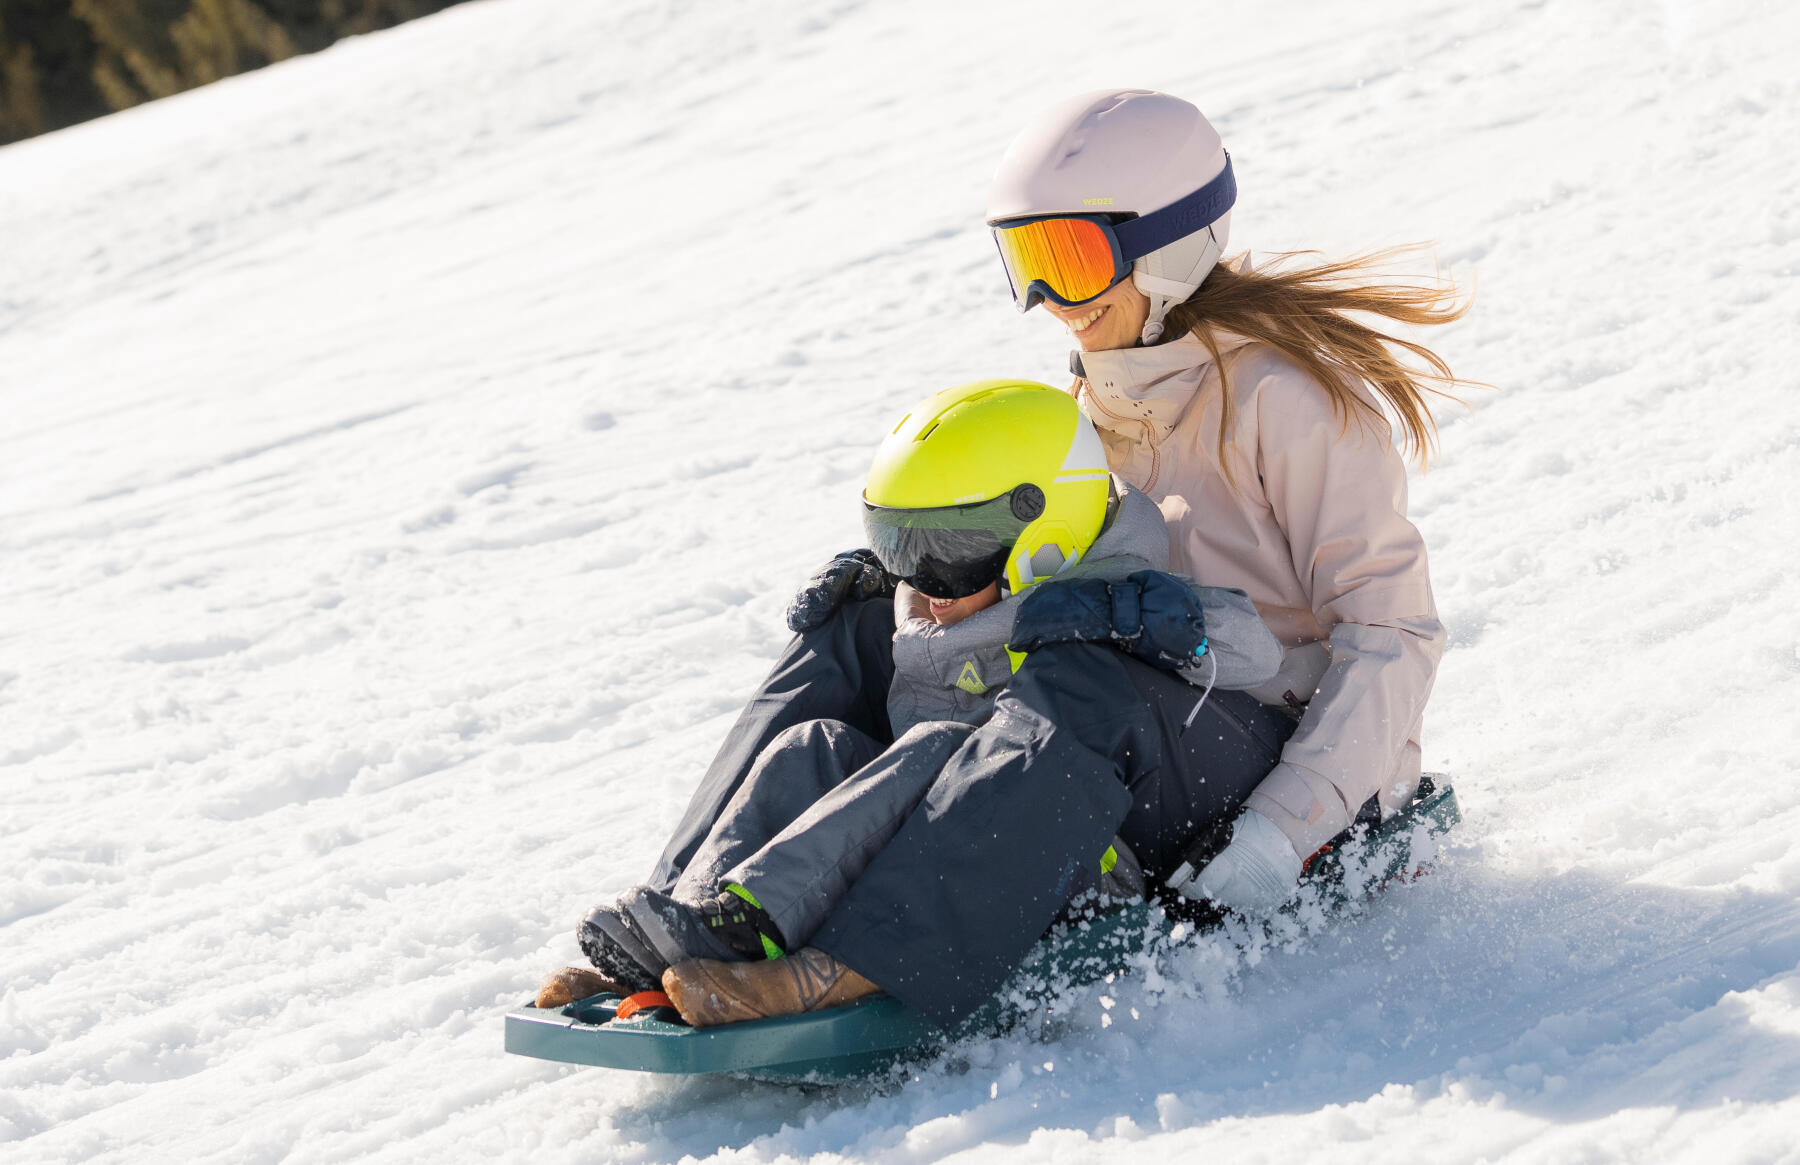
<box><xmin>886</xmin><ymin>483</ymin><xmax>1281</xmax><ymax>736</ymax></box>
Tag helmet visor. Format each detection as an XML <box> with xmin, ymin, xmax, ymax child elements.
<box><xmin>991</xmin><ymin>215</ymin><xmax>1126</xmax><ymax>311</ymax></box>
<box><xmin>863</xmin><ymin>493</ymin><xmax>1028</xmax><ymax>599</ymax></box>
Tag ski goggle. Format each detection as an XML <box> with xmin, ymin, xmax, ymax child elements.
<box><xmin>862</xmin><ymin>488</ymin><xmax>1039</xmax><ymax>599</ymax></box>
<box><xmin>989</xmin><ymin>153</ymin><xmax>1237</xmax><ymax>312</ymax></box>
<box><xmin>991</xmin><ymin>215</ymin><xmax>1127</xmax><ymax>311</ymax></box>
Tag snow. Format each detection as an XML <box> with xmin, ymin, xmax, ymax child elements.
<box><xmin>3</xmin><ymin>0</ymin><xmax>1799</xmax><ymax>1159</ymax></box>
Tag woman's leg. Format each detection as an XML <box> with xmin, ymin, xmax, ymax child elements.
<box><xmin>648</xmin><ymin>597</ymin><xmax>896</xmax><ymax>891</ymax></box>
<box><xmin>808</xmin><ymin>642</ymin><xmax>1294</xmax><ymax>1027</ymax></box>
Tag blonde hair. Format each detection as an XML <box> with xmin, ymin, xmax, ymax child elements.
<box><xmin>1161</xmin><ymin>248</ymin><xmax>1472</xmax><ymax>483</ymax></box>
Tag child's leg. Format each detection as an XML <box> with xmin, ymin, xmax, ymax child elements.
<box><xmin>725</xmin><ymin>721</ymin><xmax>975</xmax><ymax>948</ymax></box>
<box><xmin>671</xmin><ymin>719</ymin><xmax>886</xmax><ymax>900</ymax></box>
<box><xmin>649</xmin><ymin>598</ymin><xmax>896</xmax><ymax>890</ymax></box>
<box><xmin>810</xmin><ymin>642</ymin><xmax>1295</xmax><ymax>1027</ymax></box>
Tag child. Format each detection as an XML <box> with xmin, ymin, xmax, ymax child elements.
<box><xmin>536</xmin><ymin>379</ymin><xmax>1280</xmax><ymax>1024</ymax></box>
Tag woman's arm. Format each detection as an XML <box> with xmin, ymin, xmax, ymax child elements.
<box><xmin>1239</xmin><ymin>366</ymin><xmax>1447</xmax><ymax>860</ymax></box>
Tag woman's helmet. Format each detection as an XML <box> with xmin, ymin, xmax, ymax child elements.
<box><xmin>986</xmin><ymin>89</ymin><xmax>1235</xmax><ymax>343</ymax></box>
<box><xmin>863</xmin><ymin>379</ymin><xmax>1110</xmax><ymax>598</ymax></box>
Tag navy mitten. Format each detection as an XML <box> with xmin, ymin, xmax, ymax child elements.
<box><xmin>1010</xmin><ymin>570</ymin><xmax>1208</xmax><ymax>670</ymax></box>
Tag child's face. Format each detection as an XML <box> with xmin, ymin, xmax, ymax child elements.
<box><xmin>922</xmin><ymin>582</ymin><xmax>1002</xmax><ymax>627</ymax></box>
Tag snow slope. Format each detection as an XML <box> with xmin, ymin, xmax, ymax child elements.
<box><xmin>4</xmin><ymin>0</ymin><xmax>1799</xmax><ymax>1160</ymax></box>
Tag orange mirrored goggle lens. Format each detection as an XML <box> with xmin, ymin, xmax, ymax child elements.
<box><xmin>992</xmin><ymin>217</ymin><xmax>1122</xmax><ymax>307</ymax></box>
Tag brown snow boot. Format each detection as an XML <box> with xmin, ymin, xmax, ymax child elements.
<box><xmin>533</xmin><ymin>966</ymin><xmax>631</xmax><ymax>1009</ymax></box>
<box><xmin>661</xmin><ymin>947</ymin><xmax>879</xmax><ymax>1027</ymax></box>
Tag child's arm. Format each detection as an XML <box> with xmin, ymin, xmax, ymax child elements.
<box><xmin>1177</xmin><ymin>585</ymin><xmax>1281</xmax><ymax>690</ymax></box>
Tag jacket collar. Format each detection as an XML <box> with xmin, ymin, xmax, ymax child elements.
<box><xmin>1072</xmin><ymin>331</ymin><xmax>1252</xmax><ymax>444</ymax></box>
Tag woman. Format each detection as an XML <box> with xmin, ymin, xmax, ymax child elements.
<box><xmin>547</xmin><ymin>88</ymin><xmax>1467</xmax><ymax>1029</ymax></box>
<box><xmin>983</xmin><ymin>88</ymin><xmax>1464</xmax><ymax>913</ymax></box>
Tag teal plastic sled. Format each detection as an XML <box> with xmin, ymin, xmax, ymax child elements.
<box><xmin>505</xmin><ymin>778</ymin><xmax>1462</xmax><ymax>1083</ymax></box>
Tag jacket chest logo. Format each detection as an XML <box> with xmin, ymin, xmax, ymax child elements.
<box><xmin>954</xmin><ymin>661</ymin><xmax>990</xmax><ymax>696</ymax></box>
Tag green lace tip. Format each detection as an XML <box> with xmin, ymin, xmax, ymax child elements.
<box><xmin>723</xmin><ymin>882</ymin><xmax>763</xmax><ymax>909</ymax></box>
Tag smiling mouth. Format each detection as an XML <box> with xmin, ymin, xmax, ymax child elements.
<box><xmin>1064</xmin><ymin>305</ymin><xmax>1107</xmax><ymax>333</ymax></box>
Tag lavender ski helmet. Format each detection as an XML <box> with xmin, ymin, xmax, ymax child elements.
<box><xmin>987</xmin><ymin>89</ymin><xmax>1235</xmax><ymax>343</ymax></box>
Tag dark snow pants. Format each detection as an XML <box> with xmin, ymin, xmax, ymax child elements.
<box><xmin>668</xmin><ymin>718</ymin><xmax>975</xmax><ymax>950</ymax></box>
<box><xmin>650</xmin><ymin>598</ymin><xmax>1296</xmax><ymax>1027</ymax></box>
<box><xmin>649</xmin><ymin>597</ymin><xmax>898</xmax><ymax>891</ymax></box>
<box><xmin>813</xmin><ymin>640</ymin><xmax>1296</xmax><ymax>1025</ymax></box>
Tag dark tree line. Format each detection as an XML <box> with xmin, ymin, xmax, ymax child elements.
<box><xmin>1</xmin><ymin>0</ymin><xmax>467</xmax><ymax>143</ymax></box>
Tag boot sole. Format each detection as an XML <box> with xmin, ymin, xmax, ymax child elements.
<box><xmin>583</xmin><ymin>901</ymin><xmax>667</xmax><ymax>982</ymax></box>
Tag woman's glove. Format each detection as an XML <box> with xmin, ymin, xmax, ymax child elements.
<box><xmin>1009</xmin><ymin>570</ymin><xmax>1208</xmax><ymax>670</ymax></box>
<box><xmin>785</xmin><ymin>549</ymin><xmax>894</xmax><ymax>632</ymax></box>
<box><xmin>1166</xmin><ymin>809</ymin><xmax>1303</xmax><ymax>917</ymax></box>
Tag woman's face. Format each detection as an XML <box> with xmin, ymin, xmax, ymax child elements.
<box><xmin>1043</xmin><ymin>278</ymin><xmax>1150</xmax><ymax>352</ymax></box>
<box><xmin>922</xmin><ymin>581</ymin><xmax>1001</xmax><ymax>627</ymax></box>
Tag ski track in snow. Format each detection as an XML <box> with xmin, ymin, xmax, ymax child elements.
<box><xmin>3</xmin><ymin>0</ymin><xmax>1799</xmax><ymax>1160</ymax></box>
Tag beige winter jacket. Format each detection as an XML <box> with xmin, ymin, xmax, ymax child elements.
<box><xmin>1074</xmin><ymin>331</ymin><xmax>1446</xmax><ymax>860</ymax></box>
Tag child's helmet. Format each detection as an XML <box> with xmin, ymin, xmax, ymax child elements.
<box><xmin>863</xmin><ymin>379</ymin><xmax>1111</xmax><ymax>597</ymax></box>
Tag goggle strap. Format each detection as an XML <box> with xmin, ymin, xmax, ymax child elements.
<box><xmin>1111</xmin><ymin>154</ymin><xmax>1236</xmax><ymax>263</ymax></box>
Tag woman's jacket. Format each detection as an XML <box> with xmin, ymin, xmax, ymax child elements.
<box><xmin>1073</xmin><ymin>331</ymin><xmax>1447</xmax><ymax>859</ymax></box>
<box><xmin>885</xmin><ymin>482</ymin><xmax>1280</xmax><ymax>736</ymax></box>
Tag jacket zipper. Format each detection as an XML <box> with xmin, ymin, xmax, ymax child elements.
<box><xmin>1079</xmin><ymin>380</ymin><xmax>1162</xmax><ymax>494</ymax></box>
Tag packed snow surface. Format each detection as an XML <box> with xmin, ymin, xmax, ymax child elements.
<box><xmin>4</xmin><ymin>0</ymin><xmax>1800</xmax><ymax>1160</ymax></box>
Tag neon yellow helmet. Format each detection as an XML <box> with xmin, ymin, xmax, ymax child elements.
<box><xmin>863</xmin><ymin>379</ymin><xmax>1111</xmax><ymax>597</ymax></box>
